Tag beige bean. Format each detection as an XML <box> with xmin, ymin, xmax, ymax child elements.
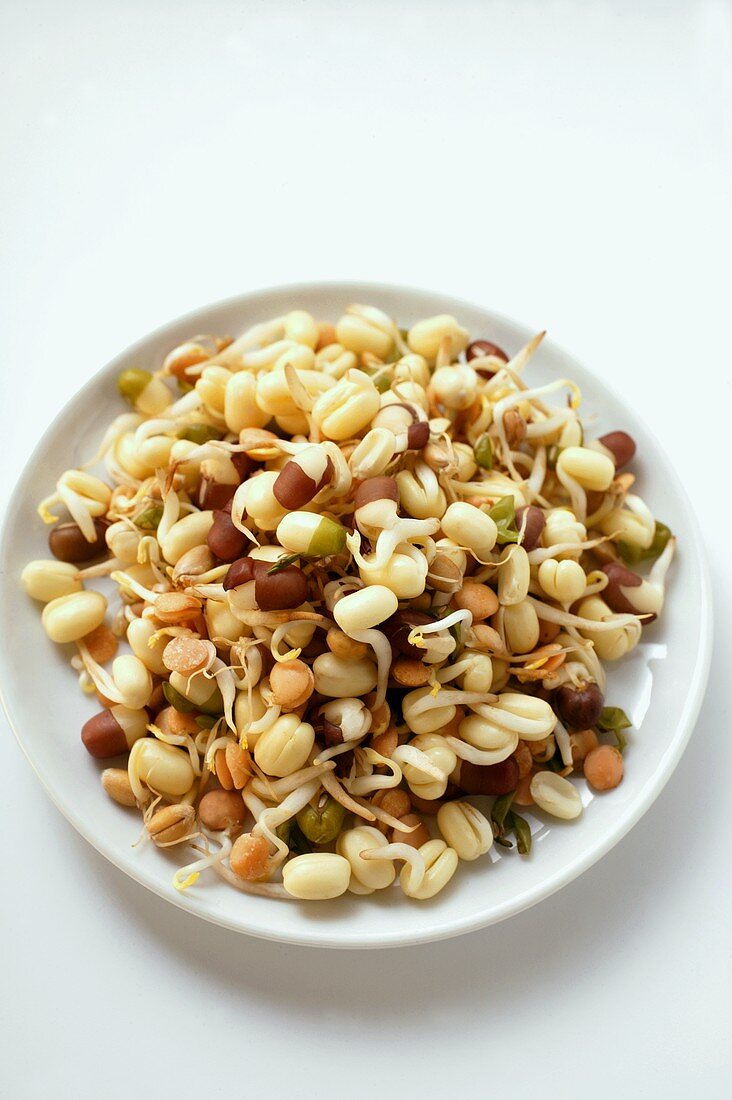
<box><xmin>42</xmin><ymin>590</ymin><xmax>107</xmax><ymax>644</ymax></box>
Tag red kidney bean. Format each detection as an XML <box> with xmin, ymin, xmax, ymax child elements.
<box><xmin>49</xmin><ymin>519</ymin><xmax>109</xmax><ymax>563</ymax></box>
<box><xmin>354</xmin><ymin>477</ymin><xmax>399</xmax><ymax>510</ymax></box>
<box><xmin>555</xmin><ymin>682</ymin><xmax>604</xmax><ymax>730</ymax></box>
<box><xmin>598</xmin><ymin>431</ymin><xmax>636</xmax><ymax>470</ymax></box>
<box><xmin>457</xmin><ymin>756</ymin><xmax>519</xmax><ymax>796</ymax></box>
<box><xmin>81</xmin><ymin>709</ymin><xmax>129</xmax><ymax>758</ymax></box>
<box><xmin>466</xmin><ymin>340</ymin><xmax>509</xmax><ymax>364</ymax></box>
<box><xmin>207</xmin><ymin>509</ymin><xmax>250</xmax><ymax>562</ymax></box>
<box><xmin>515</xmin><ymin>505</ymin><xmax>546</xmax><ymax>551</ymax></box>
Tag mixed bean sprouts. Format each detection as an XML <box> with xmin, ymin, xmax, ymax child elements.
<box><xmin>21</xmin><ymin>305</ymin><xmax>676</xmax><ymax>903</ymax></box>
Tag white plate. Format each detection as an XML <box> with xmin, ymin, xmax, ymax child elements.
<box><xmin>0</xmin><ymin>282</ymin><xmax>712</xmax><ymax>948</ymax></box>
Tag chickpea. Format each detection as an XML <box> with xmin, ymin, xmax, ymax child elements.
<box><xmin>230</xmin><ymin>834</ymin><xmax>271</xmax><ymax>881</ymax></box>
<box><xmin>390</xmin><ymin>813</ymin><xmax>430</xmax><ymax>849</ymax></box>
<box><xmin>583</xmin><ymin>745</ymin><xmax>624</xmax><ymax>791</ymax></box>
<box><xmin>270</xmin><ymin>659</ymin><xmax>315</xmax><ymax>710</ymax></box>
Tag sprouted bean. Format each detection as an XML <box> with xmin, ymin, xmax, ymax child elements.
<box><xmin>23</xmin><ymin>303</ymin><xmax>674</xmax><ymax>903</ymax></box>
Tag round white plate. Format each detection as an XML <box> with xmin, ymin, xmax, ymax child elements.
<box><xmin>0</xmin><ymin>282</ymin><xmax>712</xmax><ymax>948</ymax></box>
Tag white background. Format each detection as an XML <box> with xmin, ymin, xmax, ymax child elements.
<box><xmin>1</xmin><ymin>2</ymin><xmax>730</xmax><ymax>1097</ymax></box>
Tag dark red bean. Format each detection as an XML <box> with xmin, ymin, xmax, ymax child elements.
<box><xmin>199</xmin><ymin>478</ymin><xmax>237</xmax><ymax>511</ymax></box>
<box><xmin>207</xmin><ymin>510</ymin><xmax>250</xmax><ymax>562</ymax></box>
<box><xmin>354</xmin><ymin>477</ymin><xmax>399</xmax><ymax>510</ymax></box>
<box><xmin>515</xmin><ymin>506</ymin><xmax>546</xmax><ymax>551</ymax></box>
<box><xmin>273</xmin><ymin>455</ymin><xmax>333</xmax><ymax>510</ymax></box>
<box><xmin>231</xmin><ymin>452</ymin><xmax>253</xmax><ymax>479</ymax></box>
<box><xmin>254</xmin><ymin>565</ymin><xmax>308</xmax><ymax>611</ymax></box>
<box><xmin>555</xmin><ymin>682</ymin><xmax>604</xmax><ymax>731</ymax></box>
<box><xmin>49</xmin><ymin>519</ymin><xmax>109</xmax><ymax>564</ymax></box>
<box><xmin>457</xmin><ymin>757</ymin><xmax>519</xmax><ymax>796</ymax></box>
<box><xmin>273</xmin><ymin>462</ymin><xmax>318</xmax><ymax>509</ymax></box>
<box><xmin>223</xmin><ymin>555</ymin><xmax>307</xmax><ymax>609</ymax></box>
<box><xmin>598</xmin><ymin>431</ymin><xmax>636</xmax><ymax>470</ymax></box>
<box><xmin>81</xmin><ymin>709</ymin><xmax>128</xmax><ymax>758</ymax></box>
<box><xmin>407</xmin><ymin>421</ymin><xmax>430</xmax><ymax>450</ymax></box>
<box><xmin>223</xmin><ymin>556</ymin><xmax>257</xmax><ymax>590</ymax></box>
<box><xmin>466</xmin><ymin>340</ymin><xmax>509</xmax><ymax>364</ymax></box>
<box><xmin>383</xmin><ymin>610</ymin><xmax>433</xmax><ymax>658</ymax></box>
<box><xmin>601</xmin><ymin>562</ymin><xmax>642</xmax><ymax>614</ymax></box>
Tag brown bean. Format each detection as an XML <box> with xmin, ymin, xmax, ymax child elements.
<box><xmin>81</xmin><ymin>709</ymin><xmax>129</xmax><ymax>758</ymax></box>
<box><xmin>555</xmin><ymin>682</ymin><xmax>604</xmax><ymax>731</ymax></box>
<box><xmin>273</xmin><ymin>455</ymin><xmax>334</xmax><ymax>510</ymax></box>
<box><xmin>601</xmin><ymin>562</ymin><xmax>643</xmax><ymax>614</ymax></box>
<box><xmin>515</xmin><ymin>505</ymin><xmax>546</xmax><ymax>551</ymax></box>
<box><xmin>198</xmin><ymin>789</ymin><xmax>247</xmax><ymax>831</ymax></box>
<box><xmin>383</xmin><ymin>610</ymin><xmax>432</xmax><ymax>657</ymax></box>
<box><xmin>254</xmin><ymin>565</ymin><xmax>308</xmax><ymax>611</ymax></box>
<box><xmin>354</xmin><ymin>476</ymin><xmax>398</xmax><ymax>510</ymax></box>
<box><xmin>457</xmin><ymin>756</ymin><xmax>520</xmax><ymax>796</ymax></box>
<box><xmin>466</xmin><ymin>339</ymin><xmax>509</xmax><ymax>364</ymax></box>
<box><xmin>223</xmin><ymin>556</ymin><xmax>256</xmax><ymax>591</ymax></box>
<box><xmin>49</xmin><ymin>519</ymin><xmax>109</xmax><ymax>563</ymax></box>
<box><xmin>598</xmin><ymin>431</ymin><xmax>636</xmax><ymax>470</ymax></box>
<box><xmin>199</xmin><ymin>477</ymin><xmax>237</xmax><ymax>511</ymax></box>
<box><xmin>407</xmin><ymin>421</ymin><xmax>430</xmax><ymax>450</ymax></box>
<box><xmin>207</xmin><ymin>508</ymin><xmax>250</xmax><ymax>562</ymax></box>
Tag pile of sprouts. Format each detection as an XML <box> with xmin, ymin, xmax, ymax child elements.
<box><xmin>21</xmin><ymin>304</ymin><xmax>675</xmax><ymax>902</ymax></box>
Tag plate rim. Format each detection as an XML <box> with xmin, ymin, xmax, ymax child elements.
<box><xmin>0</xmin><ymin>280</ymin><xmax>714</xmax><ymax>948</ymax></box>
